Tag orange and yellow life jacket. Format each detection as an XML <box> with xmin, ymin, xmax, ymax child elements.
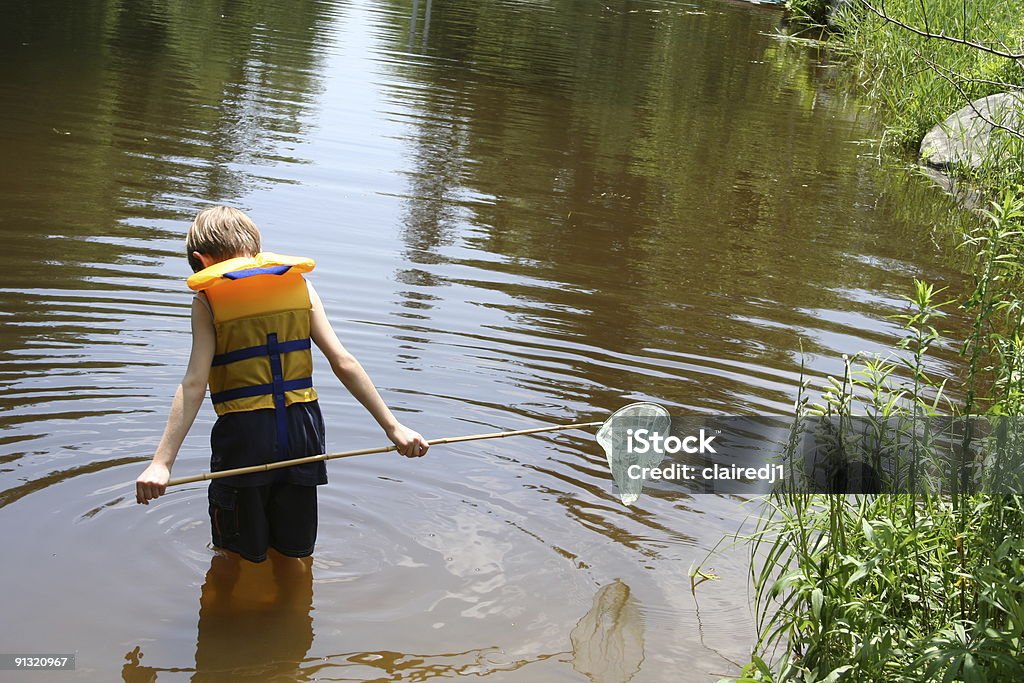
<box><xmin>187</xmin><ymin>252</ymin><xmax>319</xmax><ymax>456</ymax></box>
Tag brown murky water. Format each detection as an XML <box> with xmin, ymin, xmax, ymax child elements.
<box><xmin>0</xmin><ymin>0</ymin><xmax>973</xmax><ymax>681</ymax></box>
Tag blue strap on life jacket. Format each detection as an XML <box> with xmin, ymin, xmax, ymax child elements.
<box><xmin>208</xmin><ymin>377</ymin><xmax>314</xmax><ymax>404</ymax></box>
<box><xmin>222</xmin><ymin>265</ymin><xmax>293</xmax><ymax>279</ymax></box>
<box><xmin>211</xmin><ymin>338</ymin><xmax>311</xmax><ymax>367</ymax></box>
<box><xmin>266</xmin><ymin>333</ymin><xmax>289</xmax><ymax>458</ymax></box>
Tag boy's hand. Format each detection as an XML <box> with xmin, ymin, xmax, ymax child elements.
<box><xmin>387</xmin><ymin>424</ymin><xmax>430</xmax><ymax>458</ymax></box>
<box><xmin>136</xmin><ymin>463</ymin><xmax>170</xmax><ymax>504</ymax></box>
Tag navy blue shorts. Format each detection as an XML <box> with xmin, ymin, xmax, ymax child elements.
<box><xmin>209</xmin><ymin>481</ymin><xmax>317</xmax><ymax>563</ymax></box>
<box><xmin>208</xmin><ymin>400</ymin><xmax>326</xmax><ymax>563</ymax></box>
<box><xmin>210</xmin><ymin>400</ymin><xmax>327</xmax><ymax>487</ymax></box>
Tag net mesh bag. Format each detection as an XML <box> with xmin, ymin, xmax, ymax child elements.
<box><xmin>596</xmin><ymin>402</ymin><xmax>671</xmax><ymax>505</ymax></box>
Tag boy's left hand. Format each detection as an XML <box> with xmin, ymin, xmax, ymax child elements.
<box><xmin>136</xmin><ymin>462</ymin><xmax>171</xmax><ymax>504</ymax></box>
<box><xmin>387</xmin><ymin>424</ymin><xmax>430</xmax><ymax>458</ymax></box>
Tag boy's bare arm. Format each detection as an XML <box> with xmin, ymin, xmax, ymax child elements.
<box><xmin>136</xmin><ymin>296</ymin><xmax>216</xmax><ymax>504</ymax></box>
<box><xmin>307</xmin><ymin>282</ymin><xmax>429</xmax><ymax>458</ymax></box>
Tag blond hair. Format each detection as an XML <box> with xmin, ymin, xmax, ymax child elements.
<box><xmin>185</xmin><ymin>206</ymin><xmax>262</xmax><ymax>272</ymax></box>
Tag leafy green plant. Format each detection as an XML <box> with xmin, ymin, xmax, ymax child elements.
<box><xmin>716</xmin><ymin>197</ymin><xmax>1024</xmax><ymax>682</ymax></box>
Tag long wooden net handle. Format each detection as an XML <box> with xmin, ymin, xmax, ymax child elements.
<box><xmin>166</xmin><ymin>420</ymin><xmax>602</xmax><ymax>487</ymax></box>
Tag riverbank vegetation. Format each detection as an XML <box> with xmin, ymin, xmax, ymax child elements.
<box><xmin>724</xmin><ymin>194</ymin><xmax>1024</xmax><ymax>681</ymax></box>
<box><xmin>719</xmin><ymin>2</ymin><xmax>1024</xmax><ymax>681</ymax></box>
<box><xmin>788</xmin><ymin>0</ymin><xmax>1023</xmax><ymax>192</ymax></box>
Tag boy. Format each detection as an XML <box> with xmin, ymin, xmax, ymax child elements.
<box><xmin>135</xmin><ymin>206</ymin><xmax>429</xmax><ymax>565</ymax></box>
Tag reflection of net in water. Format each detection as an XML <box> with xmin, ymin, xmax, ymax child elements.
<box><xmin>570</xmin><ymin>579</ymin><xmax>645</xmax><ymax>683</ymax></box>
<box><xmin>596</xmin><ymin>403</ymin><xmax>671</xmax><ymax>506</ymax></box>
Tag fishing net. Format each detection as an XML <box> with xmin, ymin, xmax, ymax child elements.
<box><xmin>596</xmin><ymin>402</ymin><xmax>671</xmax><ymax>506</ymax></box>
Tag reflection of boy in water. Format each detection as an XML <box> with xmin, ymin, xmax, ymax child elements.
<box><xmin>134</xmin><ymin>206</ymin><xmax>429</xmax><ymax>564</ymax></box>
<box><xmin>192</xmin><ymin>553</ymin><xmax>314</xmax><ymax>681</ymax></box>
<box><xmin>121</xmin><ymin>553</ymin><xmax>314</xmax><ymax>682</ymax></box>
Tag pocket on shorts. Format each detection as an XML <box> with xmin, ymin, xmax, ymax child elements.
<box><xmin>208</xmin><ymin>483</ymin><xmax>239</xmax><ymax>545</ymax></box>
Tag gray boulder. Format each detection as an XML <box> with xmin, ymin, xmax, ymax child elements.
<box><xmin>920</xmin><ymin>92</ymin><xmax>1023</xmax><ymax>170</ymax></box>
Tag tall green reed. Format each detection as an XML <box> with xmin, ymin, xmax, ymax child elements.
<box><xmin>720</xmin><ymin>196</ymin><xmax>1024</xmax><ymax>682</ymax></box>
<box><xmin>722</xmin><ymin>3</ymin><xmax>1024</xmax><ymax>680</ymax></box>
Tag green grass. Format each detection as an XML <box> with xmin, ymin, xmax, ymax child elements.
<box><xmin>787</xmin><ymin>0</ymin><xmax>1024</xmax><ymax>194</ymax></box>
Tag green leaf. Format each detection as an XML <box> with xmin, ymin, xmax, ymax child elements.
<box><xmin>819</xmin><ymin>665</ymin><xmax>853</xmax><ymax>683</ymax></box>
<box><xmin>861</xmin><ymin>518</ymin><xmax>876</xmax><ymax>543</ymax></box>
<box><xmin>811</xmin><ymin>588</ymin><xmax>824</xmax><ymax>621</ymax></box>
<box><xmin>751</xmin><ymin>655</ymin><xmax>773</xmax><ymax>678</ymax></box>
<box><xmin>845</xmin><ymin>565</ymin><xmax>870</xmax><ymax>589</ymax></box>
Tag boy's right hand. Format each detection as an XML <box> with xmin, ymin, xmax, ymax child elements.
<box><xmin>136</xmin><ymin>463</ymin><xmax>170</xmax><ymax>505</ymax></box>
<box><xmin>387</xmin><ymin>423</ymin><xmax>430</xmax><ymax>458</ymax></box>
